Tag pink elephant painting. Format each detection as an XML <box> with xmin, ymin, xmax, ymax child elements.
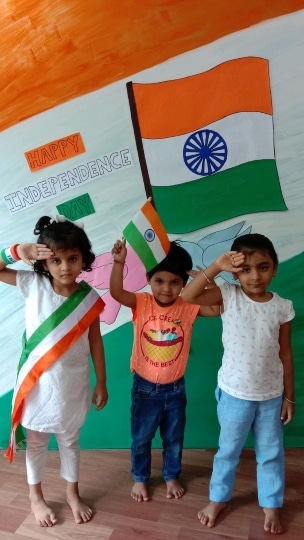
<box><xmin>78</xmin><ymin>246</ymin><xmax>147</xmax><ymax>325</ymax></box>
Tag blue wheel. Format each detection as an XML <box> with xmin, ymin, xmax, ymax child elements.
<box><xmin>183</xmin><ymin>129</ymin><xmax>228</xmax><ymax>176</ymax></box>
<box><xmin>144</xmin><ymin>228</ymin><xmax>155</xmax><ymax>242</ymax></box>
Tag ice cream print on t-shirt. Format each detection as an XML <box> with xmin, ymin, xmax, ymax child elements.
<box><xmin>140</xmin><ymin>316</ymin><xmax>183</xmax><ymax>368</ymax></box>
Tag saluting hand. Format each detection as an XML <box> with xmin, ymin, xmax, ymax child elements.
<box><xmin>17</xmin><ymin>243</ymin><xmax>54</xmax><ymax>266</ymax></box>
<box><xmin>215</xmin><ymin>251</ymin><xmax>245</xmax><ymax>274</ymax></box>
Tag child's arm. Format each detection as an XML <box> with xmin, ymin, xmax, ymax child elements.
<box><xmin>0</xmin><ymin>243</ymin><xmax>53</xmax><ymax>286</ymax></box>
<box><xmin>198</xmin><ymin>304</ymin><xmax>221</xmax><ymax>317</ymax></box>
<box><xmin>89</xmin><ymin>317</ymin><xmax>108</xmax><ymax>411</ymax></box>
<box><xmin>182</xmin><ymin>251</ymin><xmax>245</xmax><ymax>306</ymax></box>
<box><xmin>189</xmin><ymin>268</ymin><xmax>221</xmax><ymax>317</ymax></box>
<box><xmin>110</xmin><ymin>238</ymin><xmax>137</xmax><ymax>309</ymax></box>
<box><xmin>279</xmin><ymin>321</ymin><xmax>295</xmax><ymax>425</ymax></box>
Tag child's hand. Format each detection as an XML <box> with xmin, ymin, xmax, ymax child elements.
<box><xmin>17</xmin><ymin>243</ymin><xmax>54</xmax><ymax>266</ymax></box>
<box><xmin>280</xmin><ymin>399</ymin><xmax>295</xmax><ymax>425</ymax></box>
<box><xmin>187</xmin><ymin>268</ymin><xmax>199</xmax><ymax>279</ymax></box>
<box><xmin>92</xmin><ymin>381</ymin><xmax>108</xmax><ymax>411</ymax></box>
<box><xmin>215</xmin><ymin>251</ymin><xmax>245</xmax><ymax>273</ymax></box>
<box><xmin>111</xmin><ymin>238</ymin><xmax>127</xmax><ymax>264</ymax></box>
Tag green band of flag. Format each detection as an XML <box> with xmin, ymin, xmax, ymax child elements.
<box><xmin>151</xmin><ymin>160</ymin><xmax>287</xmax><ymax>234</ymax></box>
<box><xmin>123</xmin><ymin>220</ymin><xmax>158</xmax><ymax>271</ymax></box>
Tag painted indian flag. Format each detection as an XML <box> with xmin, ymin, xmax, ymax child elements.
<box><xmin>128</xmin><ymin>57</ymin><xmax>287</xmax><ymax>234</ymax></box>
<box><xmin>123</xmin><ymin>199</ymin><xmax>170</xmax><ymax>272</ymax></box>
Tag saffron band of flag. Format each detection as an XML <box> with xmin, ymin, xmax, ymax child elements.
<box><xmin>123</xmin><ymin>200</ymin><xmax>170</xmax><ymax>271</ymax></box>
<box><xmin>130</xmin><ymin>57</ymin><xmax>273</xmax><ymax>138</ymax></box>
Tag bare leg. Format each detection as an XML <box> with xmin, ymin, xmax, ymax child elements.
<box><xmin>131</xmin><ymin>481</ymin><xmax>149</xmax><ymax>502</ymax></box>
<box><xmin>198</xmin><ymin>501</ymin><xmax>226</xmax><ymax>527</ymax></box>
<box><xmin>263</xmin><ymin>508</ymin><xmax>282</xmax><ymax>534</ymax></box>
<box><xmin>66</xmin><ymin>481</ymin><xmax>93</xmax><ymax>524</ymax></box>
<box><xmin>166</xmin><ymin>479</ymin><xmax>184</xmax><ymax>499</ymax></box>
<box><xmin>29</xmin><ymin>482</ymin><xmax>57</xmax><ymax>527</ymax></box>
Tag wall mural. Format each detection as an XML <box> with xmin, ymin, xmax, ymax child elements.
<box><xmin>0</xmin><ymin>1</ymin><xmax>303</xmax><ymax>450</ymax></box>
<box><xmin>128</xmin><ymin>57</ymin><xmax>286</xmax><ymax>233</ymax></box>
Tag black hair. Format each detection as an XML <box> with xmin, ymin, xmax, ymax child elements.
<box><xmin>231</xmin><ymin>233</ymin><xmax>279</xmax><ymax>267</ymax></box>
<box><xmin>33</xmin><ymin>216</ymin><xmax>95</xmax><ymax>275</ymax></box>
<box><xmin>146</xmin><ymin>241</ymin><xmax>192</xmax><ymax>285</ymax></box>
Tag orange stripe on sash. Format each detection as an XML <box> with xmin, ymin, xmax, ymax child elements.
<box><xmin>6</xmin><ymin>296</ymin><xmax>104</xmax><ymax>462</ymax></box>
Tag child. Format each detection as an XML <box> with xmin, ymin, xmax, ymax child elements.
<box><xmin>181</xmin><ymin>233</ymin><xmax>295</xmax><ymax>534</ymax></box>
<box><xmin>0</xmin><ymin>216</ymin><xmax>108</xmax><ymax>527</ymax></box>
<box><xmin>110</xmin><ymin>238</ymin><xmax>219</xmax><ymax>503</ymax></box>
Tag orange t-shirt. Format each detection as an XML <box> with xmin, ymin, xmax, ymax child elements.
<box><xmin>131</xmin><ymin>293</ymin><xmax>200</xmax><ymax>383</ymax></box>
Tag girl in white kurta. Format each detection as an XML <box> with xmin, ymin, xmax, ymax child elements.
<box><xmin>0</xmin><ymin>216</ymin><xmax>108</xmax><ymax>528</ymax></box>
<box><xmin>182</xmin><ymin>233</ymin><xmax>295</xmax><ymax>535</ymax></box>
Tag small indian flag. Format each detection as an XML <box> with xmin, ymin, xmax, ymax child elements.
<box><xmin>123</xmin><ymin>199</ymin><xmax>170</xmax><ymax>272</ymax></box>
<box><xmin>127</xmin><ymin>56</ymin><xmax>287</xmax><ymax>234</ymax></box>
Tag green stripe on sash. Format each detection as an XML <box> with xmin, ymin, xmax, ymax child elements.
<box><xmin>17</xmin><ymin>281</ymin><xmax>92</xmax><ymax>374</ymax></box>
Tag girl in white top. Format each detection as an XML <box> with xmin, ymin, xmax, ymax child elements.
<box><xmin>0</xmin><ymin>216</ymin><xmax>108</xmax><ymax>528</ymax></box>
<box><xmin>181</xmin><ymin>233</ymin><xmax>295</xmax><ymax>535</ymax></box>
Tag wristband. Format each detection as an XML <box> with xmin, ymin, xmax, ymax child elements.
<box><xmin>1</xmin><ymin>246</ymin><xmax>20</xmax><ymax>265</ymax></box>
<box><xmin>10</xmin><ymin>244</ymin><xmax>21</xmax><ymax>261</ymax></box>
<box><xmin>113</xmin><ymin>259</ymin><xmax>125</xmax><ymax>265</ymax></box>
<box><xmin>284</xmin><ymin>396</ymin><xmax>295</xmax><ymax>404</ymax></box>
<box><xmin>201</xmin><ymin>269</ymin><xmax>211</xmax><ymax>284</ymax></box>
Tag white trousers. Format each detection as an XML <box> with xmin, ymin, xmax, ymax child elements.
<box><xmin>26</xmin><ymin>428</ymin><xmax>80</xmax><ymax>485</ymax></box>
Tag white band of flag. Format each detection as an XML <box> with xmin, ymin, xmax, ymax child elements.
<box><xmin>143</xmin><ymin>112</ymin><xmax>275</xmax><ymax>186</ymax></box>
<box><xmin>123</xmin><ymin>200</ymin><xmax>170</xmax><ymax>271</ymax></box>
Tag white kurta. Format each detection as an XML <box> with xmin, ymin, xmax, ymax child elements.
<box><xmin>16</xmin><ymin>270</ymin><xmax>92</xmax><ymax>433</ymax></box>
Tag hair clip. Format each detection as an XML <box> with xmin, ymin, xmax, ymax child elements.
<box><xmin>55</xmin><ymin>215</ymin><xmax>85</xmax><ymax>229</ymax></box>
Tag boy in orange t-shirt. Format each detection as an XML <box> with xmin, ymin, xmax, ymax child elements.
<box><xmin>110</xmin><ymin>239</ymin><xmax>219</xmax><ymax>503</ymax></box>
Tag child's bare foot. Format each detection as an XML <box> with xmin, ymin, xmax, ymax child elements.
<box><xmin>29</xmin><ymin>483</ymin><xmax>57</xmax><ymax>527</ymax></box>
<box><xmin>166</xmin><ymin>479</ymin><xmax>184</xmax><ymax>499</ymax></box>
<box><xmin>263</xmin><ymin>508</ymin><xmax>282</xmax><ymax>534</ymax></box>
<box><xmin>198</xmin><ymin>501</ymin><xmax>226</xmax><ymax>527</ymax></box>
<box><xmin>131</xmin><ymin>481</ymin><xmax>149</xmax><ymax>502</ymax></box>
<box><xmin>30</xmin><ymin>498</ymin><xmax>57</xmax><ymax>527</ymax></box>
<box><xmin>67</xmin><ymin>492</ymin><xmax>93</xmax><ymax>524</ymax></box>
<box><xmin>66</xmin><ymin>481</ymin><xmax>92</xmax><ymax>524</ymax></box>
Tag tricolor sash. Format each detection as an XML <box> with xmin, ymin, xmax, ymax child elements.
<box><xmin>5</xmin><ymin>281</ymin><xmax>105</xmax><ymax>462</ymax></box>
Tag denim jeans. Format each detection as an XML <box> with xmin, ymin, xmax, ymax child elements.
<box><xmin>210</xmin><ymin>387</ymin><xmax>284</xmax><ymax>508</ymax></box>
<box><xmin>131</xmin><ymin>372</ymin><xmax>187</xmax><ymax>482</ymax></box>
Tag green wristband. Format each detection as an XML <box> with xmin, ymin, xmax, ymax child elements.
<box><xmin>1</xmin><ymin>247</ymin><xmax>16</xmax><ymax>264</ymax></box>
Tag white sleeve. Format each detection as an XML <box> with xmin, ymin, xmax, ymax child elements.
<box><xmin>16</xmin><ymin>270</ymin><xmax>36</xmax><ymax>298</ymax></box>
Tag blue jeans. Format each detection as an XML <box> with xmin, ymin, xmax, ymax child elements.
<box><xmin>131</xmin><ymin>372</ymin><xmax>187</xmax><ymax>482</ymax></box>
<box><xmin>210</xmin><ymin>388</ymin><xmax>284</xmax><ymax>508</ymax></box>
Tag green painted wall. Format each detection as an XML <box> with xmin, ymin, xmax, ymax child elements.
<box><xmin>1</xmin><ymin>253</ymin><xmax>302</xmax><ymax>453</ymax></box>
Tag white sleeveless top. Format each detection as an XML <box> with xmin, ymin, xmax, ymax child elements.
<box><xmin>218</xmin><ymin>283</ymin><xmax>295</xmax><ymax>401</ymax></box>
